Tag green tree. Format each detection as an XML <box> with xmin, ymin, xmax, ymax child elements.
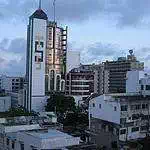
<box><xmin>45</xmin><ymin>93</ymin><xmax>76</xmax><ymax>114</ymax></box>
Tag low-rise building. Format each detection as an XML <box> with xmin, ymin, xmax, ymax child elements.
<box><xmin>89</xmin><ymin>93</ymin><xmax>150</xmax><ymax>144</ymax></box>
<box><xmin>88</xmin><ymin>94</ymin><xmax>120</xmax><ymax>149</ymax></box>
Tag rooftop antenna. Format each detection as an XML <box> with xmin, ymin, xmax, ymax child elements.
<box><xmin>53</xmin><ymin>0</ymin><xmax>56</xmax><ymax>22</ymax></box>
<box><xmin>39</xmin><ymin>0</ymin><xmax>41</xmax><ymax>9</ymax></box>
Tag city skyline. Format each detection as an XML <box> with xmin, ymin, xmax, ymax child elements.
<box><xmin>0</xmin><ymin>0</ymin><xmax>150</xmax><ymax>75</ymax></box>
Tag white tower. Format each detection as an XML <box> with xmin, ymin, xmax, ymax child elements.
<box><xmin>26</xmin><ymin>1</ymin><xmax>48</xmax><ymax>112</ymax></box>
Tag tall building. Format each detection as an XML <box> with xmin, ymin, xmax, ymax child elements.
<box><xmin>25</xmin><ymin>3</ymin><xmax>47</xmax><ymax>112</ymax></box>
<box><xmin>45</xmin><ymin>21</ymin><xmax>67</xmax><ymax>93</ymax></box>
<box><xmin>103</xmin><ymin>50</ymin><xmax>144</xmax><ymax>93</ymax></box>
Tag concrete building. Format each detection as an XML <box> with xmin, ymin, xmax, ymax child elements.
<box><xmin>25</xmin><ymin>4</ymin><xmax>48</xmax><ymax>112</ymax></box>
<box><xmin>45</xmin><ymin>21</ymin><xmax>67</xmax><ymax>93</ymax></box>
<box><xmin>66</xmin><ymin>51</ymin><xmax>80</xmax><ymax>73</ymax></box>
<box><xmin>89</xmin><ymin>93</ymin><xmax>150</xmax><ymax>144</ymax></box>
<box><xmin>0</xmin><ymin>115</ymin><xmax>80</xmax><ymax>150</ymax></box>
<box><xmin>103</xmin><ymin>50</ymin><xmax>144</xmax><ymax>93</ymax></box>
<box><xmin>16</xmin><ymin>129</ymin><xmax>80</xmax><ymax>150</ymax></box>
<box><xmin>65</xmin><ymin>64</ymin><xmax>107</xmax><ymax>105</ymax></box>
<box><xmin>88</xmin><ymin>94</ymin><xmax>120</xmax><ymax>149</ymax></box>
<box><xmin>0</xmin><ymin>96</ymin><xmax>11</xmax><ymax>112</ymax></box>
<box><xmin>0</xmin><ymin>75</ymin><xmax>24</xmax><ymax>92</ymax></box>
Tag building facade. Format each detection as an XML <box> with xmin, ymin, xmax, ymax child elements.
<box><xmin>103</xmin><ymin>50</ymin><xmax>144</xmax><ymax>93</ymax></box>
<box><xmin>89</xmin><ymin>93</ymin><xmax>150</xmax><ymax>143</ymax></box>
<box><xmin>25</xmin><ymin>6</ymin><xmax>48</xmax><ymax>112</ymax></box>
<box><xmin>0</xmin><ymin>75</ymin><xmax>24</xmax><ymax>92</ymax></box>
<box><xmin>65</xmin><ymin>64</ymin><xmax>107</xmax><ymax>104</ymax></box>
<box><xmin>45</xmin><ymin>21</ymin><xmax>67</xmax><ymax>93</ymax></box>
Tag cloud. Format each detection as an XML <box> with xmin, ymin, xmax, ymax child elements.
<box><xmin>0</xmin><ymin>38</ymin><xmax>26</xmax><ymax>76</ymax></box>
<box><xmin>0</xmin><ymin>0</ymin><xmax>150</xmax><ymax>27</ymax></box>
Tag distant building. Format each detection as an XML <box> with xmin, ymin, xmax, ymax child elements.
<box><xmin>65</xmin><ymin>64</ymin><xmax>107</xmax><ymax>104</ymax></box>
<box><xmin>0</xmin><ymin>95</ymin><xmax>11</xmax><ymax>112</ymax></box>
<box><xmin>66</xmin><ymin>51</ymin><xmax>80</xmax><ymax>73</ymax></box>
<box><xmin>45</xmin><ymin>21</ymin><xmax>67</xmax><ymax>93</ymax></box>
<box><xmin>0</xmin><ymin>75</ymin><xmax>24</xmax><ymax>92</ymax></box>
<box><xmin>103</xmin><ymin>50</ymin><xmax>144</xmax><ymax>93</ymax></box>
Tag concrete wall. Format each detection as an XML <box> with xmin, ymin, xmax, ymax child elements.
<box><xmin>89</xmin><ymin>95</ymin><xmax>120</xmax><ymax>125</ymax></box>
<box><xmin>0</xmin><ymin>96</ymin><xmax>11</xmax><ymax>112</ymax></box>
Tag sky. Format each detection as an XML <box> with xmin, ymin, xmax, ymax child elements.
<box><xmin>0</xmin><ymin>0</ymin><xmax>150</xmax><ymax>76</ymax></box>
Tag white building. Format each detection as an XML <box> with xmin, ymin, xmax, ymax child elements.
<box><xmin>66</xmin><ymin>51</ymin><xmax>80</xmax><ymax>73</ymax></box>
<box><xmin>89</xmin><ymin>93</ymin><xmax>150</xmax><ymax>142</ymax></box>
<box><xmin>126</xmin><ymin>70</ymin><xmax>150</xmax><ymax>96</ymax></box>
<box><xmin>16</xmin><ymin>129</ymin><xmax>80</xmax><ymax>150</ymax></box>
<box><xmin>25</xmin><ymin>4</ymin><xmax>47</xmax><ymax>112</ymax></box>
<box><xmin>0</xmin><ymin>96</ymin><xmax>11</xmax><ymax>112</ymax></box>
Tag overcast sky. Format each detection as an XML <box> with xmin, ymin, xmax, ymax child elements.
<box><xmin>0</xmin><ymin>0</ymin><xmax>150</xmax><ymax>76</ymax></box>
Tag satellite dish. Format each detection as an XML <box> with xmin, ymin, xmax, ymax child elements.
<box><xmin>129</xmin><ymin>49</ymin><xmax>133</xmax><ymax>55</ymax></box>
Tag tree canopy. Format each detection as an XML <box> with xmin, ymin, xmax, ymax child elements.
<box><xmin>45</xmin><ymin>93</ymin><xmax>77</xmax><ymax>114</ymax></box>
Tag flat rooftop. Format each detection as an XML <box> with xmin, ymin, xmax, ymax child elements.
<box><xmin>26</xmin><ymin>129</ymin><xmax>72</xmax><ymax>139</ymax></box>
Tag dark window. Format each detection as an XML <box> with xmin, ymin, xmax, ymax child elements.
<box><xmin>114</xmin><ymin>106</ymin><xmax>117</xmax><ymax>111</ymax></box>
<box><xmin>20</xmin><ymin>143</ymin><xmax>24</xmax><ymax>150</ymax></box>
<box><xmin>40</xmin><ymin>42</ymin><xmax>44</xmax><ymax>48</ymax></box>
<box><xmin>35</xmin><ymin>56</ymin><xmax>37</xmax><ymax>62</ymax></box>
<box><xmin>12</xmin><ymin>141</ymin><xmax>15</xmax><ymax>149</ymax></box>
<box><xmin>131</xmin><ymin>127</ymin><xmax>139</xmax><ymax>132</ymax></box>
<box><xmin>141</xmin><ymin>126</ymin><xmax>148</xmax><ymax>131</ymax></box>
<box><xmin>121</xmin><ymin>105</ymin><xmax>128</xmax><ymax>111</ymax></box>
<box><xmin>93</xmin><ymin>103</ymin><xmax>95</xmax><ymax>107</ymax></box>
<box><xmin>99</xmin><ymin>104</ymin><xmax>101</xmax><ymax>109</ymax></box>
<box><xmin>146</xmin><ymin>85</ymin><xmax>150</xmax><ymax>90</ymax></box>
<box><xmin>16</xmin><ymin>79</ymin><xmax>19</xmax><ymax>82</ymax></box>
<box><xmin>35</xmin><ymin>41</ymin><xmax>38</xmax><ymax>51</ymax></box>
<box><xmin>132</xmin><ymin>114</ymin><xmax>140</xmax><ymax>120</ymax></box>
<box><xmin>120</xmin><ymin>129</ymin><xmax>126</xmax><ymax>135</ymax></box>
<box><xmin>7</xmin><ymin>138</ymin><xmax>9</xmax><ymax>145</ymax></box>
<box><xmin>141</xmin><ymin>85</ymin><xmax>144</xmax><ymax>90</ymax></box>
<box><xmin>142</xmin><ymin>104</ymin><xmax>148</xmax><ymax>109</ymax></box>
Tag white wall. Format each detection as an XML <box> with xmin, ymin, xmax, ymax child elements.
<box><xmin>66</xmin><ymin>51</ymin><xmax>80</xmax><ymax>73</ymax></box>
<box><xmin>0</xmin><ymin>96</ymin><xmax>11</xmax><ymax>112</ymax></box>
<box><xmin>126</xmin><ymin>71</ymin><xmax>140</xmax><ymax>93</ymax></box>
<box><xmin>89</xmin><ymin>95</ymin><xmax>120</xmax><ymax>124</ymax></box>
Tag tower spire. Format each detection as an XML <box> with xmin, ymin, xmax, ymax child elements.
<box><xmin>53</xmin><ymin>0</ymin><xmax>56</xmax><ymax>22</ymax></box>
<box><xmin>39</xmin><ymin>0</ymin><xmax>41</xmax><ymax>9</ymax></box>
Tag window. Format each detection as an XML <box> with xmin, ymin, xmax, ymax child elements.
<box><xmin>131</xmin><ymin>127</ymin><xmax>139</xmax><ymax>132</ymax></box>
<box><xmin>142</xmin><ymin>104</ymin><xmax>148</xmax><ymax>109</ymax></box>
<box><xmin>132</xmin><ymin>114</ymin><xmax>140</xmax><ymax>120</ymax></box>
<box><xmin>20</xmin><ymin>143</ymin><xmax>24</xmax><ymax>150</ymax></box>
<box><xmin>93</xmin><ymin>103</ymin><xmax>95</xmax><ymax>107</ymax></box>
<box><xmin>120</xmin><ymin>129</ymin><xmax>126</xmax><ymax>135</ymax></box>
<box><xmin>99</xmin><ymin>104</ymin><xmax>101</xmax><ymax>109</ymax></box>
<box><xmin>121</xmin><ymin>105</ymin><xmax>128</xmax><ymax>111</ymax></box>
<box><xmin>141</xmin><ymin>126</ymin><xmax>148</xmax><ymax>131</ymax></box>
<box><xmin>141</xmin><ymin>85</ymin><xmax>144</xmax><ymax>90</ymax></box>
<box><xmin>146</xmin><ymin>85</ymin><xmax>150</xmax><ymax>90</ymax></box>
<box><xmin>114</xmin><ymin>106</ymin><xmax>117</xmax><ymax>111</ymax></box>
<box><xmin>7</xmin><ymin>138</ymin><xmax>9</xmax><ymax>145</ymax></box>
<box><xmin>120</xmin><ymin>118</ymin><xmax>126</xmax><ymax>124</ymax></box>
<box><xmin>12</xmin><ymin>141</ymin><xmax>15</xmax><ymax>149</ymax></box>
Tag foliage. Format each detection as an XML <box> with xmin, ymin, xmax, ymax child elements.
<box><xmin>45</xmin><ymin>93</ymin><xmax>77</xmax><ymax>114</ymax></box>
<box><xmin>0</xmin><ymin>106</ymin><xmax>35</xmax><ymax>118</ymax></box>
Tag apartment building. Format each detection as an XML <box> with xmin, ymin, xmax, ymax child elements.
<box><xmin>0</xmin><ymin>75</ymin><xmax>24</xmax><ymax>92</ymax></box>
<box><xmin>103</xmin><ymin>50</ymin><xmax>144</xmax><ymax>93</ymax></box>
<box><xmin>65</xmin><ymin>64</ymin><xmax>107</xmax><ymax>104</ymax></box>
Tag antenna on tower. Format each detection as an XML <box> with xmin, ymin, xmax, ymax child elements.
<box><xmin>39</xmin><ymin>0</ymin><xmax>41</xmax><ymax>9</ymax></box>
<box><xmin>53</xmin><ymin>0</ymin><xmax>56</xmax><ymax>22</ymax></box>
